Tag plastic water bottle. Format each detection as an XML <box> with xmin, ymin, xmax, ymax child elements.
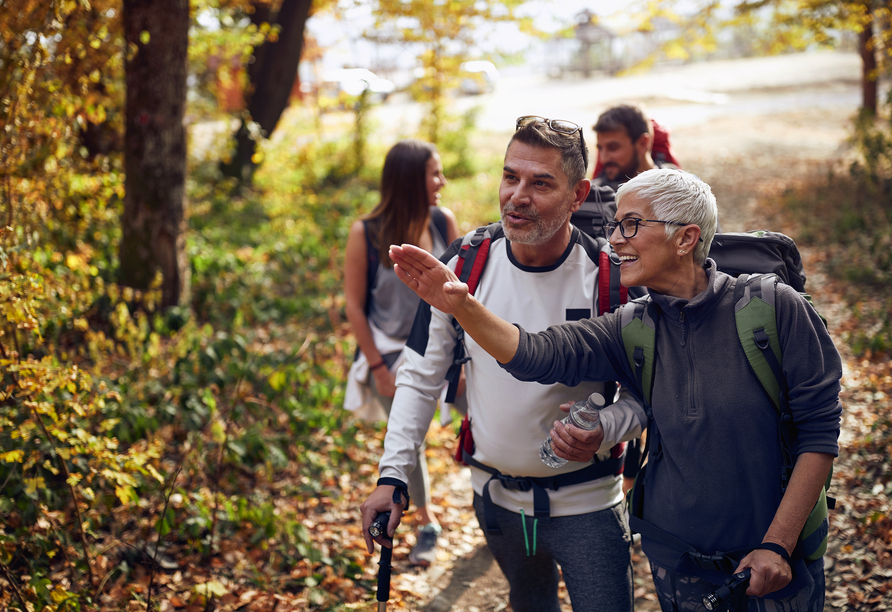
<box><xmin>539</xmin><ymin>392</ymin><xmax>605</xmax><ymax>468</ymax></box>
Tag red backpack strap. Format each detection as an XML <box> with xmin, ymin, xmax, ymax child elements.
<box><xmin>449</xmin><ymin>224</ymin><xmax>499</xmax><ymax>464</ymax></box>
<box><xmin>445</xmin><ymin>224</ymin><xmax>498</xmax><ymax>408</ymax></box>
<box><xmin>597</xmin><ymin>238</ymin><xmax>628</xmax><ymax>316</ymax></box>
<box><xmin>455</xmin><ymin>223</ymin><xmax>497</xmax><ymax>295</ymax></box>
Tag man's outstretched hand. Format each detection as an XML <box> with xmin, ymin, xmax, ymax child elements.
<box><xmin>391</xmin><ymin>244</ymin><xmax>521</xmax><ymax>366</ymax></box>
<box><xmin>390</xmin><ymin>244</ymin><xmax>470</xmax><ymax>315</ymax></box>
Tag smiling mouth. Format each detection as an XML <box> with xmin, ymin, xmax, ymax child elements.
<box><xmin>618</xmin><ymin>254</ymin><xmax>638</xmax><ymax>263</ymax></box>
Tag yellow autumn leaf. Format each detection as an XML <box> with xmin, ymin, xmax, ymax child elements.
<box><xmin>50</xmin><ymin>585</ymin><xmax>70</xmax><ymax>603</ymax></box>
<box><xmin>115</xmin><ymin>485</ymin><xmax>134</xmax><ymax>505</ymax></box>
<box><xmin>192</xmin><ymin>580</ymin><xmax>229</xmax><ymax>603</ymax></box>
<box><xmin>0</xmin><ymin>450</ymin><xmax>23</xmax><ymax>463</ymax></box>
<box><xmin>146</xmin><ymin>463</ymin><xmax>165</xmax><ymax>483</ymax></box>
<box><xmin>25</xmin><ymin>477</ymin><xmax>45</xmax><ymax>495</ymax></box>
<box><xmin>210</xmin><ymin>420</ymin><xmax>226</xmax><ymax>444</ymax></box>
<box><xmin>66</xmin><ymin>253</ymin><xmax>85</xmax><ymax>271</ymax></box>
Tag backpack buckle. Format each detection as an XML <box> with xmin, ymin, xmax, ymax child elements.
<box><xmin>687</xmin><ymin>551</ymin><xmax>735</xmax><ymax>574</ymax></box>
<box><xmin>469</xmin><ymin>230</ymin><xmax>487</xmax><ymax>247</ymax></box>
<box><xmin>497</xmin><ymin>475</ymin><xmax>532</xmax><ymax>492</ymax></box>
<box><xmin>753</xmin><ymin>328</ymin><xmax>770</xmax><ymax>350</ymax></box>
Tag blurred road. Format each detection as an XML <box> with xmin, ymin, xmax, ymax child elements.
<box><xmin>374</xmin><ymin>50</ymin><xmax>865</xmax><ymax>136</ymax></box>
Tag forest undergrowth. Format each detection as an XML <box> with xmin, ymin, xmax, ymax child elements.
<box><xmin>1</xmin><ymin>100</ymin><xmax>891</xmax><ymax>612</ymax></box>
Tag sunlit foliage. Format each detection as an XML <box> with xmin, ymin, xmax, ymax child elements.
<box><xmin>627</xmin><ymin>0</ymin><xmax>891</xmax><ymax>81</ymax></box>
<box><xmin>353</xmin><ymin>0</ymin><xmax>531</xmax><ymax>144</ymax></box>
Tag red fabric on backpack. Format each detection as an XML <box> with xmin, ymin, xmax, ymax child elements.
<box><xmin>598</xmin><ymin>248</ymin><xmax>628</xmax><ymax>317</ymax></box>
<box><xmin>456</xmin><ymin>239</ymin><xmax>491</xmax><ymax>295</ymax></box>
<box><xmin>592</xmin><ymin>119</ymin><xmax>682</xmax><ymax>178</ymax></box>
<box><xmin>650</xmin><ymin>119</ymin><xmax>681</xmax><ymax>170</ymax></box>
<box><xmin>454</xmin><ymin>415</ymin><xmax>475</xmax><ymax>464</ymax></box>
<box><xmin>611</xmin><ymin>441</ymin><xmax>627</xmax><ymax>475</ymax></box>
<box><xmin>451</xmin><ymin>228</ymin><xmax>493</xmax><ymax>466</ymax></box>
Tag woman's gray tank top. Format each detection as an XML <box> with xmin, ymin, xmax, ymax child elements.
<box><xmin>367</xmin><ymin>215</ymin><xmax>449</xmax><ymax>341</ymax></box>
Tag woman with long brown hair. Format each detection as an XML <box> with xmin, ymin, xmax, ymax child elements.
<box><xmin>343</xmin><ymin>139</ymin><xmax>461</xmax><ymax>566</ymax></box>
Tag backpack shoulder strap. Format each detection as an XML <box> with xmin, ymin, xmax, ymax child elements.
<box><xmin>362</xmin><ymin>219</ymin><xmax>379</xmax><ymax>316</ymax></box>
<box><xmin>596</xmin><ymin>237</ymin><xmax>629</xmax><ymax>316</ymax></box>
<box><xmin>734</xmin><ymin>272</ymin><xmax>835</xmax><ymax>559</ymax></box>
<box><xmin>619</xmin><ymin>296</ymin><xmax>658</xmax><ymax>409</ymax></box>
<box><xmin>444</xmin><ymin>222</ymin><xmax>501</xmax><ymax>402</ymax></box>
<box><xmin>430</xmin><ymin>206</ymin><xmax>449</xmax><ymax>246</ymax></box>
<box><xmin>455</xmin><ymin>222</ymin><xmax>500</xmax><ymax>294</ymax></box>
<box><xmin>733</xmin><ymin>273</ymin><xmax>785</xmax><ymax>413</ymax></box>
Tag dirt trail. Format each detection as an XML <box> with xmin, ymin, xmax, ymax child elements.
<box><xmin>386</xmin><ymin>101</ymin><xmax>870</xmax><ymax>612</ymax></box>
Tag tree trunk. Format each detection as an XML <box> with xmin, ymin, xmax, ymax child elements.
<box><xmin>859</xmin><ymin>9</ymin><xmax>878</xmax><ymax>115</ymax></box>
<box><xmin>120</xmin><ymin>0</ymin><xmax>190</xmax><ymax>309</ymax></box>
<box><xmin>222</xmin><ymin>0</ymin><xmax>313</xmax><ymax>184</ymax></box>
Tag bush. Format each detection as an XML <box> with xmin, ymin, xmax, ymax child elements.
<box><xmin>781</xmin><ymin>107</ymin><xmax>892</xmax><ymax>357</ymax></box>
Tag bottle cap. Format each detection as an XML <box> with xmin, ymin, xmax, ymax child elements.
<box><xmin>587</xmin><ymin>392</ymin><xmax>605</xmax><ymax>407</ymax></box>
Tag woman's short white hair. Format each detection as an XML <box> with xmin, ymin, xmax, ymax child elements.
<box><xmin>615</xmin><ymin>168</ymin><xmax>718</xmax><ymax>264</ymax></box>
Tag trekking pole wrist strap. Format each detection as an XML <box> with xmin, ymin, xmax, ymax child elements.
<box><xmin>754</xmin><ymin>542</ymin><xmax>791</xmax><ymax>562</ymax></box>
<box><xmin>377</xmin><ymin>477</ymin><xmax>410</xmax><ymax>507</ymax></box>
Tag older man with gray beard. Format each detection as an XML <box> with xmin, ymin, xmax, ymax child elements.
<box><xmin>359</xmin><ymin>116</ymin><xmax>646</xmax><ymax>612</ymax></box>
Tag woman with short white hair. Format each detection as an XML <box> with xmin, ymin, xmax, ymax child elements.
<box><xmin>389</xmin><ymin>168</ymin><xmax>840</xmax><ymax>611</ymax></box>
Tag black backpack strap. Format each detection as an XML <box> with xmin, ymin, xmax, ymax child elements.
<box><xmin>363</xmin><ymin>219</ymin><xmax>379</xmax><ymax>317</ymax></box>
<box><xmin>463</xmin><ymin>449</ymin><xmax>624</xmax><ymax>534</ymax></box>
<box><xmin>430</xmin><ymin>206</ymin><xmax>449</xmax><ymax>246</ymax></box>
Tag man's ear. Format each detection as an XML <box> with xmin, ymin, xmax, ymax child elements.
<box><xmin>570</xmin><ymin>178</ymin><xmax>590</xmax><ymax>214</ymax></box>
<box><xmin>635</xmin><ymin>131</ymin><xmax>653</xmax><ymax>156</ymax></box>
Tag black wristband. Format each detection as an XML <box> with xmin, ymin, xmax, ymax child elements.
<box><xmin>376</xmin><ymin>477</ymin><xmax>410</xmax><ymax>507</ymax></box>
<box><xmin>755</xmin><ymin>542</ymin><xmax>791</xmax><ymax>562</ymax></box>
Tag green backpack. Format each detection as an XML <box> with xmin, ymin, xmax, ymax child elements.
<box><xmin>622</xmin><ymin>272</ymin><xmax>834</xmax><ymax>563</ymax></box>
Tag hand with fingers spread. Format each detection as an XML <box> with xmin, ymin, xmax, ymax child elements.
<box><xmin>550</xmin><ymin>401</ymin><xmax>606</xmax><ymax>462</ymax></box>
<box><xmin>389</xmin><ymin>244</ymin><xmax>471</xmax><ymax>316</ymax></box>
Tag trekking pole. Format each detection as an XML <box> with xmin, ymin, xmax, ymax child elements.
<box><xmin>368</xmin><ymin>511</ymin><xmax>393</xmax><ymax>611</ymax></box>
<box><xmin>702</xmin><ymin>568</ymin><xmax>751</xmax><ymax>611</ymax></box>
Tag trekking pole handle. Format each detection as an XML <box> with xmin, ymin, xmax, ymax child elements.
<box><xmin>702</xmin><ymin>568</ymin><xmax>751</xmax><ymax>611</ymax></box>
<box><xmin>369</xmin><ymin>511</ymin><xmax>391</xmax><ymax>539</ymax></box>
<box><xmin>369</xmin><ymin>511</ymin><xmax>393</xmax><ymax>609</ymax></box>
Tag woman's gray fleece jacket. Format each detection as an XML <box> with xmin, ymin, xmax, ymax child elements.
<box><xmin>503</xmin><ymin>260</ymin><xmax>841</xmax><ymax>577</ymax></box>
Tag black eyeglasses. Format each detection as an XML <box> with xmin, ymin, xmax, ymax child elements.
<box><xmin>515</xmin><ymin>115</ymin><xmax>588</xmax><ymax>171</ymax></box>
<box><xmin>607</xmin><ymin>218</ymin><xmax>704</xmax><ymax>241</ymax></box>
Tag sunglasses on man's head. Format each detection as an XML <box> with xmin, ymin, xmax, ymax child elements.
<box><xmin>515</xmin><ymin>115</ymin><xmax>588</xmax><ymax>171</ymax></box>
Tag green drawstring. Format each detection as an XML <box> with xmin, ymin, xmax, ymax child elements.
<box><xmin>532</xmin><ymin>516</ymin><xmax>538</xmax><ymax>555</ymax></box>
<box><xmin>519</xmin><ymin>508</ymin><xmax>538</xmax><ymax>556</ymax></box>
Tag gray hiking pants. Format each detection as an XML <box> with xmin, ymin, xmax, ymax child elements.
<box><xmin>473</xmin><ymin>492</ymin><xmax>633</xmax><ymax>612</ymax></box>
<box><xmin>649</xmin><ymin>556</ymin><xmax>825</xmax><ymax>612</ymax></box>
